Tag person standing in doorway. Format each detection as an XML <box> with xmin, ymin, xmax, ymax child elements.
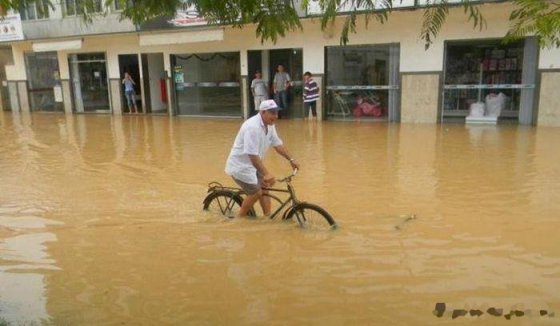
<box><xmin>122</xmin><ymin>72</ymin><xmax>137</xmax><ymax>114</ymax></box>
<box><xmin>303</xmin><ymin>71</ymin><xmax>319</xmax><ymax>121</ymax></box>
<box><xmin>273</xmin><ymin>64</ymin><xmax>291</xmax><ymax>115</ymax></box>
<box><xmin>251</xmin><ymin>70</ymin><xmax>268</xmax><ymax>114</ymax></box>
<box><xmin>225</xmin><ymin>99</ymin><xmax>300</xmax><ymax>218</ymax></box>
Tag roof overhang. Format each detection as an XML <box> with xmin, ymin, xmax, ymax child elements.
<box><xmin>32</xmin><ymin>39</ymin><xmax>83</xmax><ymax>52</ymax></box>
<box><xmin>139</xmin><ymin>29</ymin><xmax>224</xmax><ymax>46</ymax></box>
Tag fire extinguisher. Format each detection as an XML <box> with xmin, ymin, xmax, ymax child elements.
<box><xmin>160</xmin><ymin>79</ymin><xmax>168</xmax><ymax>103</ymax></box>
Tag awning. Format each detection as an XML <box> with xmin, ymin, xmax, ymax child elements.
<box><xmin>139</xmin><ymin>29</ymin><xmax>224</xmax><ymax>46</ymax></box>
<box><xmin>32</xmin><ymin>39</ymin><xmax>82</xmax><ymax>52</ymax></box>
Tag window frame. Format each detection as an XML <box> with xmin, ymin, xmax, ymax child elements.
<box><xmin>19</xmin><ymin>0</ymin><xmax>50</xmax><ymax>21</ymax></box>
<box><xmin>113</xmin><ymin>0</ymin><xmax>134</xmax><ymax>11</ymax></box>
<box><xmin>64</xmin><ymin>0</ymin><xmax>103</xmax><ymax>16</ymax></box>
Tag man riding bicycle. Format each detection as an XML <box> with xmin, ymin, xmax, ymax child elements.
<box><xmin>225</xmin><ymin>99</ymin><xmax>300</xmax><ymax>218</ymax></box>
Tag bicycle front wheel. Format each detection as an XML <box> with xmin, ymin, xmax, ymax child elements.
<box><xmin>203</xmin><ymin>190</ymin><xmax>255</xmax><ymax>217</ymax></box>
<box><xmin>286</xmin><ymin>203</ymin><xmax>337</xmax><ymax>230</ymax></box>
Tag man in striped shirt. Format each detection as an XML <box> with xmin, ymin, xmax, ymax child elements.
<box><xmin>303</xmin><ymin>71</ymin><xmax>319</xmax><ymax>121</ymax></box>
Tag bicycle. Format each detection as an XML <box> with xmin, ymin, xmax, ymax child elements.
<box><xmin>202</xmin><ymin>169</ymin><xmax>337</xmax><ymax>230</ymax></box>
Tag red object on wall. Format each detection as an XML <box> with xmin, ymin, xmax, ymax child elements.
<box><xmin>160</xmin><ymin>79</ymin><xmax>168</xmax><ymax>103</ymax></box>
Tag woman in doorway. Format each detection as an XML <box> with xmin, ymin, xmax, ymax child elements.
<box><xmin>122</xmin><ymin>72</ymin><xmax>138</xmax><ymax>113</ymax></box>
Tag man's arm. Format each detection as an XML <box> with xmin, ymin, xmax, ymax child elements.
<box><xmin>273</xmin><ymin>145</ymin><xmax>300</xmax><ymax>170</ymax></box>
<box><xmin>248</xmin><ymin>154</ymin><xmax>275</xmax><ymax>187</ymax></box>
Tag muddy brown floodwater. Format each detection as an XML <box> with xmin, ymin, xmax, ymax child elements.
<box><xmin>0</xmin><ymin>112</ymin><xmax>559</xmax><ymax>324</ymax></box>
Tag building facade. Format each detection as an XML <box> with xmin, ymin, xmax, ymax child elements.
<box><xmin>1</xmin><ymin>1</ymin><xmax>560</xmax><ymax>126</ymax></box>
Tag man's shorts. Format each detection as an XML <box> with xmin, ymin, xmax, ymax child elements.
<box><xmin>232</xmin><ymin>173</ymin><xmax>263</xmax><ymax>195</ymax></box>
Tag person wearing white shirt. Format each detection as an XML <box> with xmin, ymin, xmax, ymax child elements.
<box><xmin>225</xmin><ymin>99</ymin><xmax>300</xmax><ymax>217</ymax></box>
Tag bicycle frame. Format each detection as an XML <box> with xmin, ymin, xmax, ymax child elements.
<box><xmin>206</xmin><ymin>169</ymin><xmax>300</xmax><ymax>219</ymax></box>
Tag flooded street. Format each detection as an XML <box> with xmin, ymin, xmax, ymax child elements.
<box><xmin>1</xmin><ymin>112</ymin><xmax>559</xmax><ymax>324</ymax></box>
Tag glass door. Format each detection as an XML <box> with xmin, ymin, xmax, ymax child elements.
<box><xmin>69</xmin><ymin>53</ymin><xmax>110</xmax><ymax>113</ymax></box>
<box><xmin>25</xmin><ymin>52</ymin><xmax>62</xmax><ymax>112</ymax></box>
<box><xmin>172</xmin><ymin>52</ymin><xmax>241</xmax><ymax>117</ymax></box>
<box><xmin>325</xmin><ymin>43</ymin><xmax>400</xmax><ymax>121</ymax></box>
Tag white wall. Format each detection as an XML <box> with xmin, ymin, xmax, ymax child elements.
<box><xmin>539</xmin><ymin>47</ymin><xmax>560</xmax><ymax>69</ymax></box>
<box><xmin>147</xmin><ymin>53</ymin><xmax>166</xmax><ymax>112</ymax></box>
<box><xmin>5</xmin><ymin>43</ymin><xmax>31</xmax><ymax>80</ymax></box>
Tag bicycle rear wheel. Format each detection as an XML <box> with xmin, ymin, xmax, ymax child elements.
<box><xmin>286</xmin><ymin>203</ymin><xmax>337</xmax><ymax>230</ymax></box>
<box><xmin>202</xmin><ymin>190</ymin><xmax>255</xmax><ymax>217</ymax></box>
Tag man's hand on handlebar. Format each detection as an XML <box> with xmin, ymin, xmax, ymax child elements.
<box><xmin>289</xmin><ymin>158</ymin><xmax>300</xmax><ymax>170</ymax></box>
<box><xmin>263</xmin><ymin>174</ymin><xmax>276</xmax><ymax>187</ymax></box>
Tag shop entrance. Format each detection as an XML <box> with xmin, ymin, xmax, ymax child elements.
<box><xmin>25</xmin><ymin>52</ymin><xmax>62</xmax><ymax>112</ymax></box>
<box><xmin>0</xmin><ymin>47</ymin><xmax>12</xmax><ymax>111</ymax></box>
<box><xmin>442</xmin><ymin>38</ymin><xmax>538</xmax><ymax>124</ymax></box>
<box><xmin>247</xmin><ymin>48</ymin><xmax>303</xmax><ymax>119</ymax></box>
<box><xmin>118</xmin><ymin>54</ymin><xmax>141</xmax><ymax>113</ymax></box>
<box><xmin>325</xmin><ymin>43</ymin><xmax>400</xmax><ymax>121</ymax></box>
<box><xmin>171</xmin><ymin>52</ymin><xmax>241</xmax><ymax>117</ymax></box>
<box><xmin>140</xmin><ymin>53</ymin><xmax>168</xmax><ymax>114</ymax></box>
<box><xmin>69</xmin><ymin>53</ymin><xmax>110</xmax><ymax>113</ymax></box>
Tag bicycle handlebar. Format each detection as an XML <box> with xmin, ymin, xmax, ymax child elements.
<box><xmin>277</xmin><ymin>168</ymin><xmax>298</xmax><ymax>183</ymax></box>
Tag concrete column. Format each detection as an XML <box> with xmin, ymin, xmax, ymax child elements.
<box><xmin>261</xmin><ymin>50</ymin><xmax>270</xmax><ymax>82</ymax></box>
<box><xmin>61</xmin><ymin>80</ymin><xmax>73</xmax><ymax>114</ymax></box>
<box><xmin>401</xmin><ymin>73</ymin><xmax>440</xmax><ymax>123</ymax></box>
<box><xmin>537</xmin><ymin>70</ymin><xmax>560</xmax><ymax>126</ymax></box>
<box><xmin>110</xmin><ymin>78</ymin><xmax>123</xmax><ymax>115</ymax></box>
<box><xmin>17</xmin><ymin>81</ymin><xmax>30</xmax><ymax>113</ymax></box>
<box><xmin>8</xmin><ymin>81</ymin><xmax>19</xmax><ymax>112</ymax></box>
<box><xmin>166</xmin><ymin>77</ymin><xmax>174</xmax><ymax>117</ymax></box>
<box><xmin>241</xmin><ymin>76</ymin><xmax>249</xmax><ymax>119</ymax></box>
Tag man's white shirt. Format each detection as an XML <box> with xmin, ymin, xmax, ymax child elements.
<box><xmin>225</xmin><ymin>114</ymin><xmax>283</xmax><ymax>184</ymax></box>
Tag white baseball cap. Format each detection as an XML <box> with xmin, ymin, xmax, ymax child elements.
<box><xmin>258</xmin><ymin>99</ymin><xmax>281</xmax><ymax>111</ymax></box>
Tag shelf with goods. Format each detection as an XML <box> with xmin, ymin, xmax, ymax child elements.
<box><xmin>443</xmin><ymin>44</ymin><xmax>524</xmax><ymax>116</ymax></box>
<box><xmin>445</xmin><ymin>46</ymin><xmax>523</xmax><ymax>86</ymax></box>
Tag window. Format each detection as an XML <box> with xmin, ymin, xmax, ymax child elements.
<box><xmin>114</xmin><ymin>0</ymin><xmax>134</xmax><ymax>11</ymax></box>
<box><xmin>325</xmin><ymin>44</ymin><xmax>400</xmax><ymax>120</ymax></box>
<box><xmin>19</xmin><ymin>0</ymin><xmax>49</xmax><ymax>20</ymax></box>
<box><xmin>172</xmin><ymin>52</ymin><xmax>242</xmax><ymax>116</ymax></box>
<box><xmin>25</xmin><ymin>52</ymin><xmax>62</xmax><ymax>112</ymax></box>
<box><xmin>65</xmin><ymin>0</ymin><xmax>103</xmax><ymax>16</ymax></box>
<box><xmin>443</xmin><ymin>40</ymin><xmax>526</xmax><ymax>118</ymax></box>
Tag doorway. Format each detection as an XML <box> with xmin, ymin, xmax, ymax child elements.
<box><xmin>69</xmin><ymin>53</ymin><xmax>110</xmax><ymax>113</ymax></box>
<box><xmin>247</xmin><ymin>48</ymin><xmax>303</xmax><ymax>119</ymax></box>
<box><xmin>25</xmin><ymin>52</ymin><xmax>63</xmax><ymax>112</ymax></box>
<box><xmin>0</xmin><ymin>47</ymin><xmax>12</xmax><ymax>111</ymax></box>
<box><xmin>270</xmin><ymin>49</ymin><xmax>303</xmax><ymax>119</ymax></box>
<box><xmin>247</xmin><ymin>50</ymin><xmax>263</xmax><ymax>116</ymax></box>
<box><xmin>118</xmin><ymin>54</ymin><xmax>141</xmax><ymax>113</ymax></box>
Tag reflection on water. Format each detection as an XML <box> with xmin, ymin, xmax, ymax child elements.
<box><xmin>0</xmin><ymin>112</ymin><xmax>559</xmax><ymax>324</ymax></box>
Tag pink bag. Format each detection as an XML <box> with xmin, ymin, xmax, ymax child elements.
<box><xmin>353</xmin><ymin>95</ymin><xmax>384</xmax><ymax>117</ymax></box>
<box><xmin>353</xmin><ymin>106</ymin><xmax>363</xmax><ymax>117</ymax></box>
<box><xmin>360</xmin><ymin>102</ymin><xmax>382</xmax><ymax>116</ymax></box>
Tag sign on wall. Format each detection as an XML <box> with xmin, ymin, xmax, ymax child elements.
<box><xmin>0</xmin><ymin>14</ymin><xmax>24</xmax><ymax>42</ymax></box>
<box><xmin>307</xmin><ymin>0</ymin><xmax>415</xmax><ymax>15</ymax></box>
<box><xmin>174</xmin><ymin>65</ymin><xmax>185</xmax><ymax>90</ymax></box>
<box><xmin>168</xmin><ymin>3</ymin><xmax>208</xmax><ymax>27</ymax></box>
